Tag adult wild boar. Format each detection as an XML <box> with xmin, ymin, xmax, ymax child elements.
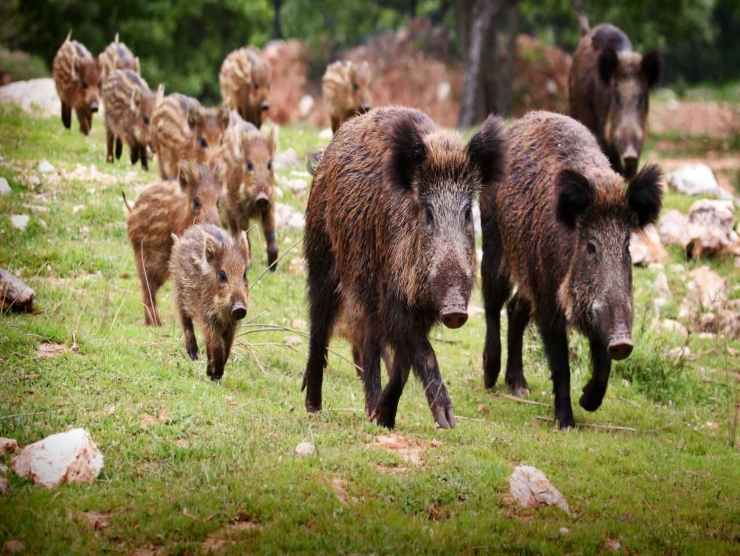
<box><xmin>322</xmin><ymin>60</ymin><xmax>372</xmax><ymax>133</ymax></box>
<box><xmin>52</xmin><ymin>34</ymin><xmax>100</xmax><ymax>135</ymax></box>
<box><xmin>480</xmin><ymin>111</ymin><xmax>662</xmax><ymax>428</ymax></box>
<box><xmin>303</xmin><ymin>107</ymin><xmax>504</xmax><ymax>429</ymax></box>
<box><xmin>569</xmin><ymin>23</ymin><xmax>661</xmax><ymax>178</ymax></box>
<box><xmin>219</xmin><ymin>47</ymin><xmax>271</xmax><ymax>128</ymax></box>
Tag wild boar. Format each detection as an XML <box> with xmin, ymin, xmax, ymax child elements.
<box><xmin>52</xmin><ymin>34</ymin><xmax>100</xmax><ymax>135</ymax></box>
<box><xmin>302</xmin><ymin>107</ymin><xmax>504</xmax><ymax>429</ymax></box>
<box><xmin>569</xmin><ymin>23</ymin><xmax>661</xmax><ymax>178</ymax></box>
<box><xmin>219</xmin><ymin>47</ymin><xmax>271</xmax><ymax>128</ymax></box>
<box><xmin>98</xmin><ymin>33</ymin><xmax>140</xmax><ymax>82</ymax></box>
<box><xmin>126</xmin><ymin>161</ymin><xmax>222</xmax><ymax>326</ymax></box>
<box><xmin>170</xmin><ymin>224</ymin><xmax>250</xmax><ymax>380</ymax></box>
<box><xmin>217</xmin><ymin>113</ymin><xmax>278</xmax><ymax>270</ymax></box>
<box><xmin>151</xmin><ymin>93</ymin><xmax>229</xmax><ymax>180</ymax></box>
<box><xmin>480</xmin><ymin>111</ymin><xmax>662</xmax><ymax>428</ymax></box>
<box><xmin>322</xmin><ymin>60</ymin><xmax>372</xmax><ymax>133</ymax></box>
<box><xmin>102</xmin><ymin>69</ymin><xmax>160</xmax><ymax>170</ymax></box>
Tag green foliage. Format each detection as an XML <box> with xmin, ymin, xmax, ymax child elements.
<box><xmin>0</xmin><ymin>47</ymin><xmax>48</xmax><ymax>81</ymax></box>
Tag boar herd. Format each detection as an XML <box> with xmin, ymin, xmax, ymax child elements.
<box><xmin>52</xmin><ymin>18</ymin><xmax>663</xmax><ymax>430</ymax></box>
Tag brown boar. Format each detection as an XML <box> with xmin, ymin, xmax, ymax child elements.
<box><xmin>151</xmin><ymin>93</ymin><xmax>229</xmax><ymax>180</ymax></box>
<box><xmin>102</xmin><ymin>69</ymin><xmax>160</xmax><ymax>170</ymax></box>
<box><xmin>98</xmin><ymin>33</ymin><xmax>140</xmax><ymax>82</ymax></box>
<box><xmin>219</xmin><ymin>47</ymin><xmax>271</xmax><ymax>128</ymax></box>
<box><xmin>126</xmin><ymin>161</ymin><xmax>222</xmax><ymax>326</ymax></box>
<box><xmin>170</xmin><ymin>224</ymin><xmax>250</xmax><ymax>380</ymax></box>
<box><xmin>569</xmin><ymin>23</ymin><xmax>661</xmax><ymax>178</ymax></box>
<box><xmin>52</xmin><ymin>34</ymin><xmax>100</xmax><ymax>135</ymax></box>
<box><xmin>480</xmin><ymin>111</ymin><xmax>662</xmax><ymax>428</ymax></box>
<box><xmin>217</xmin><ymin>113</ymin><xmax>279</xmax><ymax>270</ymax></box>
<box><xmin>302</xmin><ymin>107</ymin><xmax>504</xmax><ymax>429</ymax></box>
<box><xmin>322</xmin><ymin>60</ymin><xmax>372</xmax><ymax>133</ymax></box>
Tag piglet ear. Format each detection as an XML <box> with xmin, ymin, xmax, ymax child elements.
<box><xmin>178</xmin><ymin>161</ymin><xmax>195</xmax><ymax>191</ymax></box>
<box><xmin>556</xmin><ymin>169</ymin><xmax>594</xmax><ymax>228</ymax></box>
<box><xmin>187</xmin><ymin>108</ymin><xmax>202</xmax><ymax>130</ymax></box>
<box><xmin>388</xmin><ymin>115</ymin><xmax>426</xmax><ymax>190</ymax></box>
<box><xmin>203</xmin><ymin>233</ymin><xmax>219</xmax><ymax>264</ymax></box>
<box><xmin>238</xmin><ymin>230</ymin><xmax>251</xmax><ymax>266</ymax></box>
<box><xmin>467</xmin><ymin>114</ymin><xmax>505</xmax><ymax>187</ymax></box>
<box><xmin>627</xmin><ymin>163</ymin><xmax>662</xmax><ymax>228</ymax></box>
<box><xmin>218</xmin><ymin>105</ymin><xmax>230</xmax><ymax>129</ymax></box>
<box><xmin>598</xmin><ymin>47</ymin><xmax>618</xmax><ymax>84</ymax></box>
<box><xmin>641</xmin><ymin>51</ymin><xmax>661</xmax><ymax>89</ymax></box>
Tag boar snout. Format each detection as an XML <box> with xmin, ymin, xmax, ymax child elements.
<box><xmin>608</xmin><ymin>335</ymin><xmax>633</xmax><ymax>360</ymax></box>
<box><xmin>89</xmin><ymin>100</ymin><xmax>99</xmax><ymax>113</ymax></box>
<box><xmin>255</xmin><ymin>192</ymin><xmax>270</xmax><ymax>211</ymax></box>
<box><xmin>440</xmin><ymin>288</ymin><xmax>468</xmax><ymax>329</ymax></box>
<box><xmin>621</xmin><ymin>146</ymin><xmax>639</xmax><ymax>178</ymax></box>
<box><xmin>358</xmin><ymin>103</ymin><xmax>371</xmax><ymax>115</ymax></box>
<box><xmin>260</xmin><ymin>101</ymin><xmax>270</xmax><ymax>112</ymax></box>
<box><xmin>231</xmin><ymin>301</ymin><xmax>247</xmax><ymax>321</ymax></box>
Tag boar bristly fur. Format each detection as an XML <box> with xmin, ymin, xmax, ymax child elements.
<box><xmin>322</xmin><ymin>60</ymin><xmax>372</xmax><ymax>133</ymax></box>
<box><xmin>127</xmin><ymin>162</ymin><xmax>222</xmax><ymax>325</ymax></box>
<box><xmin>219</xmin><ymin>47</ymin><xmax>271</xmax><ymax>128</ymax></box>
<box><xmin>52</xmin><ymin>35</ymin><xmax>101</xmax><ymax>135</ymax></box>
<box><xmin>98</xmin><ymin>33</ymin><xmax>140</xmax><ymax>82</ymax></box>
<box><xmin>480</xmin><ymin>111</ymin><xmax>662</xmax><ymax>428</ymax></box>
<box><xmin>170</xmin><ymin>224</ymin><xmax>250</xmax><ymax>380</ymax></box>
<box><xmin>302</xmin><ymin>107</ymin><xmax>504</xmax><ymax>429</ymax></box>
<box><xmin>569</xmin><ymin>23</ymin><xmax>661</xmax><ymax>178</ymax></box>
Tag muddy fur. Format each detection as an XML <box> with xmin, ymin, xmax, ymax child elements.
<box><xmin>302</xmin><ymin>106</ymin><xmax>504</xmax><ymax>429</ymax></box>
<box><xmin>219</xmin><ymin>47</ymin><xmax>271</xmax><ymax>128</ymax></box>
<box><xmin>170</xmin><ymin>224</ymin><xmax>250</xmax><ymax>380</ymax></box>
<box><xmin>126</xmin><ymin>162</ymin><xmax>222</xmax><ymax>326</ymax></box>
<box><xmin>322</xmin><ymin>60</ymin><xmax>372</xmax><ymax>133</ymax></box>
<box><xmin>569</xmin><ymin>23</ymin><xmax>660</xmax><ymax>178</ymax></box>
<box><xmin>52</xmin><ymin>35</ymin><xmax>101</xmax><ymax>135</ymax></box>
<box><xmin>480</xmin><ymin>111</ymin><xmax>662</xmax><ymax>428</ymax></box>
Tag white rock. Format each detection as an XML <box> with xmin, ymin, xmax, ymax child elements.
<box><xmin>319</xmin><ymin>128</ymin><xmax>333</xmax><ymax>140</ymax></box>
<box><xmin>10</xmin><ymin>214</ymin><xmax>29</xmax><ymax>230</ymax></box>
<box><xmin>0</xmin><ymin>78</ymin><xmax>61</xmax><ymax>117</ymax></box>
<box><xmin>0</xmin><ymin>177</ymin><xmax>10</xmax><ymax>195</ymax></box>
<box><xmin>686</xmin><ymin>266</ymin><xmax>727</xmax><ymax>311</ymax></box>
<box><xmin>37</xmin><ymin>160</ymin><xmax>55</xmax><ymax>174</ymax></box>
<box><xmin>658</xmin><ymin>210</ymin><xmax>690</xmax><ymax>246</ymax></box>
<box><xmin>274</xmin><ymin>148</ymin><xmax>300</xmax><ymax>171</ymax></box>
<box><xmin>284</xmin><ymin>178</ymin><xmax>307</xmax><ymax>193</ymax></box>
<box><xmin>630</xmin><ymin>224</ymin><xmax>667</xmax><ymax>266</ymax></box>
<box><xmin>660</xmin><ymin>319</ymin><xmax>688</xmax><ymax>341</ymax></box>
<box><xmin>11</xmin><ymin>428</ymin><xmax>103</xmax><ymax>488</ymax></box>
<box><xmin>284</xmin><ymin>335</ymin><xmax>302</xmax><ymax>347</ymax></box>
<box><xmin>668</xmin><ymin>164</ymin><xmax>730</xmax><ymax>199</ymax></box>
<box><xmin>295</xmin><ymin>441</ymin><xmax>315</xmax><ymax>457</ymax></box>
<box><xmin>667</xmin><ymin>346</ymin><xmax>691</xmax><ymax>360</ymax></box>
<box><xmin>685</xmin><ymin>199</ymin><xmax>739</xmax><ymax>259</ymax></box>
<box><xmin>437</xmin><ymin>81</ymin><xmax>451</xmax><ymax>101</ymax></box>
<box><xmin>508</xmin><ymin>464</ymin><xmax>570</xmax><ymax>514</ymax></box>
<box><xmin>298</xmin><ymin>95</ymin><xmax>315</xmax><ymax>118</ymax></box>
<box><xmin>275</xmin><ymin>203</ymin><xmax>305</xmax><ymax>229</ymax></box>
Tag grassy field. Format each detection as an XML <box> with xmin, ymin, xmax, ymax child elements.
<box><xmin>0</xmin><ymin>105</ymin><xmax>738</xmax><ymax>555</ymax></box>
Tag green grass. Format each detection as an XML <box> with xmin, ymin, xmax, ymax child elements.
<box><xmin>1</xmin><ymin>106</ymin><xmax>739</xmax><ymax>554</ymax></box>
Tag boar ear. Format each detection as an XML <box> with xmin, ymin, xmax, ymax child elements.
<box><xmin>598</xmin><ymin>47</ymin><xmax>618</xmax><ymax>84</ymax></box>
<box><xmin>641</xmin><ymin>51</ymin><xmax>661</xmax><ymax>89</ymax></box>
<box><xmin>187</xmin><ymin>108</ymin><xmax>202</xmax><ymax>130</ymax></box>
<box><xmin>265</xmin><ymin>124</ymin><xmax>277</xmax><ymax>153</ymax></box>
<box><xmin>203</xmin><ymin>233</ymin><xmax>220</xmax><ymax>264</ymax></box>
<box><xmin>134</xmin><ymin>56</ymin><xmax>141</xmax><ymax>74</ymax></box>
<box><xmin>556</xmin><ymin>169</ymin><xmax>594</xmax><ymax>228</ymax></box>
<box><xmin>627</xmin><ymin>163</ymin><xmax>662</xmax><ymax>228</ymax></box>
<box><xmin>178</xmin><ymin>161</ymin><xmax>196</xmax><ymax>191</ymax></box>
<box><xmin>388</xmin><ymin>116</ymin><xmax>426</xmax><ymax>190</ymax></box>
<box><xmin>238</xmin><ymin>231</ymin><xmax>251</xmax><ymax>266</ymax></box>
<box><xmin>467</xmin><ymin>114</ymin><xmax>505</xmax><ymax>186</ymax></box>
<box><xmin>218</xmin><ymin>105</ymin><xmax>230</xmax><ymax>129</ymax></box>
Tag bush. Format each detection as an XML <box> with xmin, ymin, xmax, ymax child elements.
<box><xmin>0</xmin><ymin>46</ymin><xmax>48</xmax><ymax>83</ymax></box>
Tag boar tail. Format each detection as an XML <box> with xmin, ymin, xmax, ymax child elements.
<box><xmin>65</xmin><ymin>30</ymin><xmax>72</xmax><ymax>43</ymax></box>
<box><xmin>571</xmin><ymin>0</ymin><xmax>590</xmax><ymax>35</ymax></box>
<box><xmin>114</xmin><ymin>32</ymin><xmax>120</xmax><ymax>44</ymax></box>
<box><xmin>306</xmin><ymin>150</ymin><xmax>323</xmax><ymax>176</ymax></box>
<box><xmin>121</xmin><ymin>191</ymin><xmax>132</xmax><ymax>213</ymax></box>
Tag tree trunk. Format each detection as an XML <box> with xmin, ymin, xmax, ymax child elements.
<box><xmin>273</xmin><ymin>0</ymin><xmax>284</xmax><ymax>39</ymax></box>
<box><xmin>458</xmin><ymin>0</ymin><xmax>519</xmax><ymax>128</ymax></box>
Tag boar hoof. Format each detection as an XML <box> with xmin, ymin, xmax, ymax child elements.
<box><xmin>507</xmin><ymin>379</ymin><xmax>529</xmax><ymax>398</ymax></box>
<box><xmin>206</xmin><ymin>367</ymin><xmax>223</xmax><ymax>381</ymax></box>
<box><xmin>305</xmin><ymin>399</ymin><xmax>322</xmax><ymax>414</ymax></box>
<box><xmin>579</xmin><ymin>383</ymin><xmax>606</xmax><ymax>412</ymax></box>
<box><xmin>186</xmin><ymin>343</ymin><xmax>198</xmax><ymax>361</ymax></box>
<box><xmin>431</xmin><ymin>402</ymin><xmax>456</xmax><ymax>429</ymax></box>
<box><xmin>556</xmin><ymin>412</ymin><xmax>575</xmax><ymax>430</ymax></box>
<box><xmin>267</xmin><ymin>250</ymin><xmax>278</xmax><ymax>272</ymax></box>
<box><xmin>372</xmin><ymin>404</ymin><xmax>397</xmax><ymax>429</ymax></box>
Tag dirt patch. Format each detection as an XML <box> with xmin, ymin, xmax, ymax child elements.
<box><xmin>329</xmin><ymin>476</ymin><xmax>351</xmax><ymax>505</ymax></box>
<box><xmin>77</xmin><ymin>511</ymin><xmax>112</xmax><ymax>531</ymax></box>
<box><xmin>37</xmin><ymin>342</ymin><xmax>67</xmax><ymax>359</ymax></box>
<box><xmin>139</xmin><ymin>409</ymin><xmax>170</xmax><ymax>429</ymax></box>
<box><xmin>201</xmin><ymin>513</ymin><xmax>261</xmax><ymax>553</ymax></box>
<box><xmin>372</xmin><ymin>433</ymin><xmax>441</xmax><ymax>469</ymax></box>
<box><xmin>650</xmin><ymin>101</ymin><xmax>740</xmax><ymax>138</ymax></box>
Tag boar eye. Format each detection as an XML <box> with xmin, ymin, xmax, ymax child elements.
<box><xmin>586</xmin><ymin>241</ymin><xmax>597</xmax><ymax>255</ymax></box>
<box><xmin>143</xmin><ymin>116</ymin><xmax>150</xmax><ymax>125</ymax></box>
<box><xmin>199</xmin><ymin>137</ymin><xmax>208</xmax><ymax>149</ymax></box>
<box><xmin>192</xmin><ymin>197</ymin><xmax>202</xmax><ymax>210</ymax></box>
<box><xmin>464</xmin><ymin>205</ymin><xmax>472</xmax><ymax>223</ymax></box>
<box><xmin>218</xmin><ymin>270</ymin><xmax>228</xmax><ymax>283</ymax></box>
<box><xmin>246</xmin><ymin>161</ymin><xmax>254</xmax><ymax>172</ymax></box>
<box><xmin>267</xmin><ymin>160</ymin><xmax>272</xmax><ymax>171</ymax></box>
<box><xmin>424</xmin><ymin>206</ymin><xmax>434</xmax><ymax>227</ymax></box>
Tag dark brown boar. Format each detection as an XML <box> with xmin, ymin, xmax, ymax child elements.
<box><xmin>102</xmin><ymin>69</ymin><xmax>160</xmax><ymax>170</ymax></box>
<box><xmin>98</xmin><ymin>33</ymin><xmax>140</xmax><ymax>82</ymax></box>
<box><xmin>219</xmin><ymin>47</ymin><xmax>271</xmax><ymax>128</ymax></box>
<box><xmin>302</xmin><ymin>107</ymin><xmax>504</xmax><ymax>429</ymax></box>
<box><xmin>126</xmin><ymin>161</ymin><xmax>222</xmax><ymax>326</ymax></box>
<box><xmin>170</xmin><ymin>224</ymin><xmax>250</xmax><ymax>380</ymax></box>
<box><xmin>480</xmin><ymin>111</ymin><xmax>662</xmax><ymax>428</ymax></box>
<box><xmin>52</xmin><ymin>34</ymin><xmax>100</xmax><ymax>135</ymax></box>
<box><xmin>151</xmin><ymin>93</ymin><xmax>229</xmax><ymax>180</ymax></box>
<box><xmin>569</xmin><ymin>23</ymin><xmax>661</xmax><ymax>178</ymax></box>
<box><xmin>322</xmin><ymin>60</ymin><xmax>372</xmax><ymax>133</ymax></box>
<box><xmin>217</xmin><ymin>113</ymin><xmax>279</xmax><ymax>270</ymax></box>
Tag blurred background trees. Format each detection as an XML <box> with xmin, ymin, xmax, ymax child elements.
<box><xmin>0</xmin><ymin>0</ymin><xmax>737</xmax><ymax>122</ymax></box>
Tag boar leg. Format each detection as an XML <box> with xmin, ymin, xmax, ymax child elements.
<box><xmin>205</xmin><ymin>329</ymin><xmax>227</xmax><ymax>381</ymax></box>
<box><xmin>482</xmin><ymin>274</ymin><xmax>510</xmax><ymax>390</ymax></box>
<box><xmin>538</xmin><ymin>319</ymin><xmax>574</xmax><ymax>428</ymax></box>
<box><xmin>413</xmin><ymin>336</ymin><xmax>455</xmax><ymax>429</ymax></box>
<box><xmin>131</xmin><ymin>143</ymin><xmax>140</xmax><ymax>166</ymax></box>
<box><xmin>504</xmin><ymin>294</ymin><xmax>531</xmax><ymax>397</ymax></box>
<box><xmin>373</xmin><ymin>346</ymin><xmax>412</xmax><ymax>429</ymax></box>
<box><xmin>140</xmin><ymin>145</ymin><xmax>149</xmax><ymax>171</ymax></box>
<box><xmin>330</xmin><ymin>116</ymin><xmax>340</xmax><ymax>134</ymax></box>
<box><xmin>261</xmin><ymin>209</ymin><xmax>278</xmax><ymax>271</ymax></box>
<box><xmin>133</xmin><ymin>251</ymin><xmax>163</xmax><ymax>326</ymax></box>
<box><xmin>177</xmin><ymin>309</ymin><xmax>198</xmax><ymax>360</ymax></box>
<box><xmin>61</xmin><ymin>102</ymin><xmax>71</xmax><ymax>129</ymax></box>
<box><xmin>579</xmin><ymin>337</ymin><xmax>611</xmax><ymax>412</ymax></box>
<box><xmin>76</xmin><ymin>108</ymin><xmax>91</xmax><ymax>136</ymax></box>
<box><xmin>115</xmin><ymin>138</ymin><xmax>123</xmax><ymax>160</ymax></box>
<box><xmin>105</xmin><ymin>126</ymin><xmax>115</xmax><ymax>163</ymax></box>
<box><xmin>359</xmin><ymin>330</ymin><xmax>383</xmax><ymax>417</ymax></box>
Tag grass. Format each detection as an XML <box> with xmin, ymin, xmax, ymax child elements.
<box><xmin>1</xmin><ymin>105</ymin><xmax>739</xmax><ymax>554</ymax></box>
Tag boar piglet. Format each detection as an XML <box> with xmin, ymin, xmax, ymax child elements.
<box><xmin>52</xmin><ymin>34</ymin><xmax>100</xmax><ymax>135</ymax></box>
<box><xmin>569</xmin><ymin>23</ymin><xmax>660</xmax><ymax>178</ymax></box>
<box><xmin>151</xmin><ymin>93</ymin><xmax>229</xmax><ymax>180</ymax></box>
<box><xmin>98</xmin><ymin>33</ymin><xmax>140</xmax><ymax>82</ymax></box>
<box><xmin>322</xmin><ymin>60</ymin><xmax>372</xmax><ymax>133</ymax></box>
<box><xmin>303</xmin><ymin>107</ymin><xmax>504</xmax><ymax>429</ymax></box>
<box><xmin>218</xmin><ymin>113</ymin><xmax>278</xmax><ymax>270</ymax></box>
<box><xmin>126</xmin><ymin>161</ymin><xmax>222</xmax><ymax>326</ymax></box>
<box><xmin>219</xmin><ymin>47</ymin><xmax>271</xmax><ymax>128</ymax></box>
<box><xmin>480</xmin><ymin>111</ymin><xmax>662</xmax><ymax>428</ymax></box>
<box><xmin>102</xmin><ymin>69</ymin><xmax>160</xmax><ymax>170</ymax></box>
<box><xmin>170</xmin><ymin>224</ymin><xmax>250</xmax><ymax>380</ymax></box>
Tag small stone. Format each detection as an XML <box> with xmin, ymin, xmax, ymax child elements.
<box><xmin>508</xmin><ymin>464</ymin><xmax>570</xmax><ymax>514</ymax></box>
<box><xmin>298</xmin><ymin>95</ymin><xmax>314</xmax><ymax>118</ymax></box>
<box><xmin>10</xmin><ymin>214</ymin><xmax>29</xmax><ymax>230</ymax></box>
<box><xmin>668</xmin><ymin>163</ymin><xmax>729</xmax><ymax>199</ymax></box>
<box><xmin>295</xmin><ymin>441</ymin><xmax>315</xmax><ymax>457</ymax></box>
<box><xmin>37</xmin><ymin>160</ymin><xmax>55</xmax><ymax>173</ymax></box>
<box><xmin>291</xmin><ymin>319</ymin><xmax>306</xmax><ymax>330</ymax></box>
<box><xmin>284</xmin><ymin>335</ymin><xmax>302</xmax><ymax>347</ymax></box>
<box><xmin>667</xmin><ymin>346</ymin><xmax>691</xmax><ymax>360</ymax></box>
<box><xmin>318</xmin><ymin>128</ymin><xmax>333</xmax><ymax>140</ymax></box>
<box><xmin>559</xmin><ymin>527</ymin><xmax>570</xmax><ymax>535</ymax></box>
<box><xmin>28</xmin><ymin>175</ymin><xmax>40</xmax><ymax>187</ymax></box>
<box><xmin>274</xmin><ymin>148</ymin><xmax>300</xmax><ymax>171</ymax></box>
<box><xmin>0</xmin><ymin>177</ymin><xmax>10</xmax><ymax>195</ymax></box>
